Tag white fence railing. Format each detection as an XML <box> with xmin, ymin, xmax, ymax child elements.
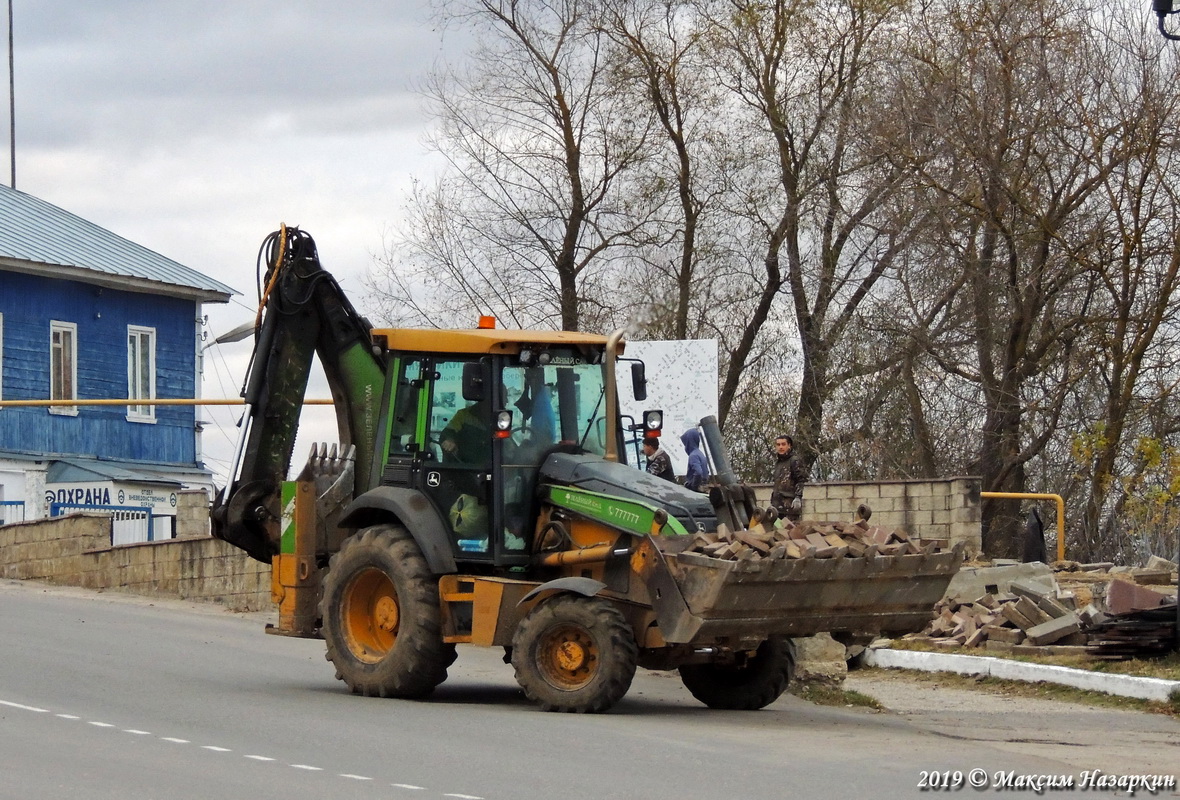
<box><xmin>0</xmin><ymin>500</ymin><xmax>25</xmax><ymax>525</ymax></box>
<box><xmin>49</xmin><ymin>503</ymin><xmax>156</xmax><ymax>545</ymax></box>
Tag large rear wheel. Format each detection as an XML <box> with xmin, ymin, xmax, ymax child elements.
<box><xmin>320</xmin><ymin>524</ymin><xmax>455</xmax><ymax>698</ymax></box>
<box><xmin>679</xmin><ymin>636</ymin><xmax>796</xmax><ymax>710</ymax></box>
<box><xmin>511</xmin><ymin>594</ymin><xmax>637</xmax><ymax>713</ymax></box>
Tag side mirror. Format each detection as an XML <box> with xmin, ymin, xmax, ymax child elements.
<box><xmin>462</xmin><ymin>362</ymin><xmax>485</xmax><ymax>401</ymax></box>
<box><xmin>631</xmin><ymin>361</ymin><xmax>648</xmax><ymax>402</ymax></box>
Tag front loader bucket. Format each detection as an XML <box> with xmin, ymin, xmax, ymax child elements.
<box><xmin>652</xmin><ymin>544</ymin><xmax>964</xmax><ymax>644</ymax></box>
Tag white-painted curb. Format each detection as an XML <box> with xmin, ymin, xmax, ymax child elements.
<box><xmin>863</xmin><ymin>648</ymin><xmax>1180</xmax><ymax>703</ymax></box>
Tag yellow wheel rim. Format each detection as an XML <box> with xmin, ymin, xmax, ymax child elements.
<box><xmin>537</xmin><ymin>623</ymin><xmax>598</xmax><ymax>690</ymax></box>
<box><xmin>343</xmin><ymin>567</ymin><xmax>398</xmax><ymax>663</ymax></box>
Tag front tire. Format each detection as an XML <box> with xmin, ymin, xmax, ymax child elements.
<box><xmin>511</xmin><ymin>595</ymin><xmax>637</xmax><ymax>713</ymax></box>
<box><xmin>679</xmin><ymin>636</ymin><xmax>796</xmax><ymax>710</ymax></box>
<box><xmin>320</xmin><ymin>524</ymin><xmax>455</xmax><ymax>698</ymax></box>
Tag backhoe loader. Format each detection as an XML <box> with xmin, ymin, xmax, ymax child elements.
<box><xmin>211</xmin><ymin>226</ymin><xmax>962</xmax><ymax>713</ymax></box>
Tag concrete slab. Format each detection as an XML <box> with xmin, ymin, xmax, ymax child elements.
<box><xmin>1106</xmin><ymin>578</ymin><xmax>1168</xmax><ymax>615</ymax></box>
<box><xmin>945</xmin><ymin>562</ymin><xmax>1055</xmax><ymax>603</ymax></box>
<box><xmin>1023</xmin><ymin>614</ymin><xmax>1081</xmax><ymax>646</ymax></box>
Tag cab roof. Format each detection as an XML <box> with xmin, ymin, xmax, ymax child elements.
<box><xmin>372</xmin><ymin>327</ymin><xmax>614</xmax><ymax>355</ymax></box>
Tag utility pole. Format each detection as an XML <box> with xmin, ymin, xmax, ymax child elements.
<box><xmin>7</xmin><ymin>0</ymin><xmax>13</xmax><ymax>188</ymax></box>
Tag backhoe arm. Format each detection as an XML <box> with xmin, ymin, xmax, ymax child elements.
<box><xmin>211</xmin><ymin>227</ymin><xmax>385</xmax><ymax>563</ymax></box>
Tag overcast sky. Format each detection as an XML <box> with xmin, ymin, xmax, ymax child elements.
<box><xmin>11</xmin><ymin>2</ymin><xmax>458</xmax><ymax>482</ymax></box>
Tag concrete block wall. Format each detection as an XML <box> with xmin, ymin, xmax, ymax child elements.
<box><xmin>755</xmin><ymin>476</ymin><xmax>982</xmax><ymax>554</ymax></box>
<box><xmin>0</xmin><ymin>512</ymin><xmax>270</xmax><ymax>611</ymax></box>
<box><xmin>0</xmin><ymin>514</ymin><xmax>110</xmax><ymax>582</ymax></box>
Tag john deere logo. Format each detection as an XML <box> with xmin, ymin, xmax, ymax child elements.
<box><xmin>427</xmin><ymin>472</ymin><xmax>441</xmax><ymax>487</ymax></box>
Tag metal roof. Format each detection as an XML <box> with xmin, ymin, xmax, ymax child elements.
<box><xmin>0</xmin><ymin>183</ymin><xmax>236</xmax><ymax>302</ymax></box>
<box><xmin>46</xmin><ymin>457</ymin><xmax>212</xmax><ymax>485</ymax></box>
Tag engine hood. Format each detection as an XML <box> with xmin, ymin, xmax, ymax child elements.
<box><xmin>539</xmin><ymin>452</ymin><xmax>716</xmax><ymax>534</ymax></box>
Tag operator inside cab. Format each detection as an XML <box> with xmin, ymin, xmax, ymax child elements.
<box><xmin>440</xmin><ymin>394</ymin><xmax>491</xmax><ymax>464</ymax></box>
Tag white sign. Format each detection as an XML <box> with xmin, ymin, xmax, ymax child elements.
<box><xmin>619</xmin><ymin>340</ymin><xmax>719</xmax><ymax>475</ymax></box>
<box><xmin>45</xmin><ymin>481</ymin><xmax>179</xmax><ymax>514</ymax></box>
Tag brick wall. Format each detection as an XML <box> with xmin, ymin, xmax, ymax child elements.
<box><xmin>0</xmin><ymin>512</ymin><xmax>270</xmax><ymax>611</ymax></box>
<box><xmin>754</xmin><ymin>477</ymin><xmax>982</xmax><ymax>554</ymax></box>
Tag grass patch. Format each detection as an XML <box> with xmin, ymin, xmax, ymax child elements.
<box><xmin>865</xmin><ymin>666</ymin><xmax>1180</xmax><ymax>718</ymax></box>
<box><xmin>886</xmin><ymin>639</ymin><xmax>1180</xmax><ymax>681</ymax></box>
<box><xmin>791</xmin><ymin>683</ymin><xmax>883</xmax><ymax>710</ymax></box>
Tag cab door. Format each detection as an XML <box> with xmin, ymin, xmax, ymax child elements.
<box><xmin>420</xmin><ymin>357</ymin><xmax>495</xmax><ymax>560</ymax></box>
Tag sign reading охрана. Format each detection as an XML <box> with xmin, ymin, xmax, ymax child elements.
<box><xmin>44</xmin><ymin>481</ymin><xmax>179</xmax><ymax>514</ymax></box>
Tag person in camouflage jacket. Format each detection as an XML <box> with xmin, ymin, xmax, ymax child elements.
<box><xmin>770</xmin><ymin>434</ymin><xmax>808</xmax><ymax>522</ymax></box>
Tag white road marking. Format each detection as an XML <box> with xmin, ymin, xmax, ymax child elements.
<box><xmin>5</xmin><ymin>697</ymin><xmax>481</xmax><ymax>800</ymax></box>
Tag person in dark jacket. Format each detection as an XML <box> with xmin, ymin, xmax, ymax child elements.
<box><xmin>643</xmin><ymin>436</ymin><xmax>676</xmax><ymax>483</ymax></box>
<box><xmin>769</xmin><ymin>434</ymin><xmax>808</xmax><ymax>521</ymax></box>
<box><xmin>681</xmin><ymin>428</ymin><xmax>709</xmax><ymax>492</ymax></box>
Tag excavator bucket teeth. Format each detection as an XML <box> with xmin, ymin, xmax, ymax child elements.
<box><xmin>311</xmin><ymin>442</ymin><xmax>356</xmax><ymax>530</ymax></box>
<box><xmin>291</xmin><ymin>442</ymin><xmax>356</xmax><ymax>538</ymax></box>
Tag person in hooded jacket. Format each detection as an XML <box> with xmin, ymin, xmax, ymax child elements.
<box><xmin>681</xmin><ymin>428</ymin><xmax>709</xmax><ymax>492</ymax></box>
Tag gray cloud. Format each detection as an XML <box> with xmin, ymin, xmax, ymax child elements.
<box><xmin>6</xmin><ymin>1</ymin><xmax>459</xmax><ymax>481</ymax></box>
<box><xmin>18</xmin><ymin>2</ymin><xmax>448</xmax><ymax>145</ymax></box>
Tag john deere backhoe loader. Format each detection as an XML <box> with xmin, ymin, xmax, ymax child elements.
<box><xmin>211</xmin><ymin>226</ymin><xmax>962</xmax><ymax>713</ymax></box>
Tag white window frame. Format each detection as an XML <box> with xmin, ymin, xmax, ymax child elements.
<box><xmin>50</xmin><ymin>320</ymin><xmax>78</xmax><ymax>416</ymax></box>
<box><xmin>127</xmin><ymin>325</ymin><xmax>157</xmax><ymax>422</ymax></box>
<box><xmin>0</xmin><ymin>312</ymin><xmax>4</xmax><ymax>405</ymax></box>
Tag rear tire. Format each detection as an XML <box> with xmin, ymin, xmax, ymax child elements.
<box><xmin>679</xmin><ymin>636</ymin><xmax>796</xmax><ymax>710</ymax></box>
<box><xmin>511</xmin><ymin>594</ymin><xmax>637</xmax><ymax>713</ymax></box>
<box><xmin>320</xmin><ymin>524</ymin><xmax>455</xmax><ymax>698</ymax></box>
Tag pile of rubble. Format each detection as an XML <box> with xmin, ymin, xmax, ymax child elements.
<box><xmin>905</xmin><ymin>556</ymin><xmax>1178</xmax><ymax>658</ymax></box>
<box><xmin>917</xmin><ymin>579</ymin><xmax>1091</xmax><ymax>650</ymax></box>
<box><xmin>681</xmin><ymin>518</ymin><xmax>947</xmax><ymax>562</ymax></box>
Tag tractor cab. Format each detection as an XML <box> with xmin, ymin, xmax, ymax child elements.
<box><xmin>373</xmin><ymin>327</ymin><xmax>635</xmax><ymax>569</ymax></box>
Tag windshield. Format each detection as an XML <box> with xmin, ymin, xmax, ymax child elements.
<box><xmin>498</xmin><ymin>351</ymin><xmax>609</xmax><ymax>555</ymax></box>
<box><xmin>502</xmin><ymin>356</ymin><xmax>608</xmax><ymax>464</ymax></box>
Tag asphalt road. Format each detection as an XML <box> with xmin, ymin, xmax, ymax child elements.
<box><xmin>0</xmin><ymin>579</ymin><xmax>1173</xmax><ymax>800</ymax></box>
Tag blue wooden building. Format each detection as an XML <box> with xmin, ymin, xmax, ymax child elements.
<box><xmin>0</xmin><ymin>184</ymin><xmax>235</xmax><ymax>534</ymax></box>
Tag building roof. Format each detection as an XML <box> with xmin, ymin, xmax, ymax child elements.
<box><xmin>46</xmin><ymin>457</ymin><xmax>212</xmax><ymax>486</ymax></box>
<box><xmin>0</xmin><ymin>183</ymin><xmax>236</xmax><ymax>302</ymax></box>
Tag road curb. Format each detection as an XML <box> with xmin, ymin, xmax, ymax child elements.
<box><xmin>863</xmin><ymin>648</ymin><xmax>1180</xmax><ymax>703</ymax></box>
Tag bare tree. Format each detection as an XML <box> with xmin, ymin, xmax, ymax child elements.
<box><xmin>374</xmin><ymin>0</ymin><xmax>658</xmax><ymax>331</ymax></box>
<box><xmin>895</xmin><ymin>0</ymin><xmax>1144</xmax><ymax>556</ymax></box>
<box><xmin>598</xmin><ymin>0</ymin><xmax>722</xmax><ymax>339</ymax></box>
<box><xmin>698</xmin><ymin>0</ymin><xmax>921</xmax><ymax>456</ymax></box>
<box><xmin>1068</xmin><ymin>17</ymin><xmax>1180</xmax><ymax>561</ymax></box>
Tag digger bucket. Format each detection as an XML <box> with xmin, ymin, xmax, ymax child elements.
<box><xmin>648</xmin><ymin>543</ymin><xmax>965</xmax><ymax>644</ymax></box>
